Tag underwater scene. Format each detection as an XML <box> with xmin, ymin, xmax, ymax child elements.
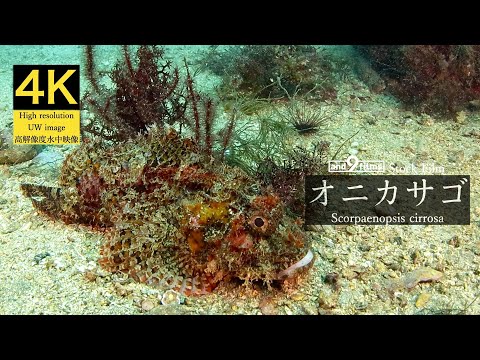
<box><xmin>0</xmin><ymin>45</ymin><xmax>479</xmax><ymax>315</ymax></box>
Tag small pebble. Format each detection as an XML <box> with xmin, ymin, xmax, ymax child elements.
<box><xmin>324</xmin><ymin>272</ymin><xmax>339</xmax><ymax>286</ymax></box>
<box><xmin>317</xmin><ymin>290</ymin><xmax>337</xmax><ymax>310</ymax></box>
<box><xmin>474</xmin><ymin>207</ymin><xmax>480</xmax><ymax>217</ymax></box>
<box><xmin>114</xmin><ymin>283</ymin><xmax>130</xmax><ymax>297</ymax></box>
<box><xmin>342</xmin><ymin>268</ymin><xmax>358</xmax><ymax>280</ymax></box>
<box><xmin>358</xmin><ymin>243</ymin><xmax>371</xmax><ymax>252</ymax></box>
<box><xmin>53</xmin><ymin>258</ymin><xmax>66</xmax><ymax>270</ymax></box>
<box><xmin>448</xmin><ymin>235</ymin><xmax>460</xmax><ymax>248</ymax></box>
<box><xmin>301</xmin><ymin>303</ymin><xmax>319</xmax><ymax>315</ymax></box>
<box><xmin>84</xmin><ymin>271</ymin><xmax>97</xmax><ymax>282</ymax></box>
<box><xmin>0</xmin><ymin>222</ymin><xmax>20</xmax><ymax>234</ymax></box>
<box><xmin>415</xmin><ymin>292</ymin><xmax>432</xmax><ymax>308</ymax></box>
<box><xmin>421</xmin><ymin>118</ymin><xmax>434</xmax><ymax>126</ymax></box>
<box><xmin>346</xmin><ymin>226</ymin><xmax>356</xmax><ymax>235</ymax></box>
<box><xmin>33</xmin><ymin>252</ymin><xmax>51</xmax><ymax>264</ymax></box>
<box><xmin>455</xmin><ymin>111</ymin><xmax>467</xmax><ymax>124</ymax></box>
<box><xmin>387</xmin><ymin>262</ymin><xmax>401</xmax><ymax>271</ymax></box>
<box><xmin>259</xmin><ymin>297</ymin><xmax>277</xmax><ymax>315</ymax></box>
<box><xmin>392</xmin><ymin>236</ymin><xmax>402</xmax><ymax>245</ymax></box>
<box><xmin>473</xmin><ymin>241</ymin><xmax>480</xmax><ymax>256</ymax></box>
<box><xmin>160</xmin><ymin>289</ymin><xmax>182</xmax><ymax>306</ymax></box>
<box><xmin>411</xmin><ymin>249</ymin><xmax>421</xmax><ymax>264</ymax></box>
<box><xmin>355</xmin><ymin>302</ymin><xmax>368</xmax><ymax>311</ymax></box>
<box><xmin>291</xmin><ymin>293</ymin><xmax>305</xmax><ymax>301</ymax></box>
<box><xmin>403</xmin><ymin>267</ymin><xmax>443</xmax><ymax>290</ymax></box>
<box><xmin>141</xmin><ymin>299</ymin><xmax>156</xmax><ymax>312</ymax></box>
<box><xmin>284</xmin><ymin>306</ymin><xmax>293</xmax><ymax>315</ymax></box>
<box><xmin>0</xmin><ymin>144</ymin><xmax>38</xmax><ymax>165</ymax></box>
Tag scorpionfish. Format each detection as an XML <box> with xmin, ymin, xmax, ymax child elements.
<box><xmin>21</xmin><ymin>127</ymin><xmax>312</xmax><ymax>295</ymax></box>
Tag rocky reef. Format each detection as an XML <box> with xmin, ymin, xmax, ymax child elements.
<box><xmin>356</xmin><ymin>45</ymin><xmax>480</xmax><ymax>117</ymax></box>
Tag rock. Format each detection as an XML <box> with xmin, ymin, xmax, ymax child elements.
<box><xmin>259</xmin><ymin>296</ymin><xmax>278</xmax><ymax>315</ymax></box>
<box><xmin>355</xmin><ymin>302</ymin><xmax>368</xmax><ymax>311</ymax></box>
<box><xmin>160</xmin><ymin>289</ymin><xmax>182</xmax><ymax>306</ymax></box>
<box><xmin>114</xmin><ymin>283</ymin><xmax>131</xmax><ymax>297</ymax></box>
<box><xmin>448</xmin><ymin>236</ymin><xmax>461</xmax><ymax>248</ymax></box>
<box><xmin>402</xmin><ymin>267</ymin><xmax>443</xmax><ymax>290</ymax></box>
<box><xmin>141</xmin><ymin>299</ymin><xmax>156</xmax><ymax>312</ymax></box>
<box><xmin>345</xmin><ymin>226</ymin><xmax>356</xmax><ymax>235</ymax></box>
<box><xmin>30</xmin><ymin>150</ymin><xmax>64</xmax><ymax>167</ymax></box>
<box><xmin>301</xmin><ymin>303</ymin><xmax>319</xmax><ymax>315</ymax></box>
<box><xmin>290</xmin><ymin>292</ymin><xmax>305</xmax><ymax>301</ymax></box>
<box><xmin>342</xmin><ymin>266</ymin><xmax>365</xmax><ymax>280</ymax></box>
<box><xmin>387</xmin><ymin>262</ymin><xmax>401</xmax><ymax>271</ymax></box>
<box><xmin>358</xmin><ymin>243</ymin><xmax>371</xmax><ymax>252</ymax></box>
<box><xmin>84</xmin><ymin>271</ymin><xmax>97</xmax><ymax>282</ymax></box>
<box><xmin>415</xmin><ymin>292</ymin><xmax>432</xmax><ymax>308</ymax></box>
<box><xmin>0</xmin><ymin>222</ymin><xmax>21</xmax><ymax>234</ymax></box>
<box><xmin>324</xmin><ymin>272</ymin><xmax>340</xmax><ymax>288</ymax></box>
<box><xmin>53</xmin><ymin>258</ymin><xmax>66</xmax><ymax>270</ymax></box>
<box><xmin>473</xmin><ymin>241</ymin><xmax>480</xmax><ymax>256</ymax></box>
<box><xmin>455</xmin><ymin>111</ymin><xmax>467</xmax><ymax>124</ymax></box>
<box><xmin>354</xmin><ymin>57</ymin><xmax>386</xmax><ymax>94</ymax></box>
<box><xmin>465</xmin><ymin>129</ymin><xmax>480</xmax><ymax>139</ymax></box>
<box><xmin>468</xmin><ymin>99</ymin><xmax>480</xmax><ymax>109</ymax></box>
<box><xmin>392</xmin><ymin>236</ymin><xmax>402</xmax><ymax>245</ymax></box>
<box><xmin>420</xmin><ymin>117</ymin><xmax>434</xmax><ymax>126</ymax></box>
<box><xmin>284</xmin><ymin>306</ymin><xmax>293</xmax><ymax>315</ymax></box>
<box><xmin>317</xmin><ymin>290</ymin><xmax>337</xmax><ymax>310</ymax></box>
<box><xmin>149</xmin><ymin>305</ymin><xmax>197</xmax><ymax>315</ymax></box>
<box><xmin>33</xmin><ymin>252</ymin><xmax>51</xmax><ymax>264</ymax></box>
<box><xmin>0</xmin><ymin>146</ymin><xmax>38</xmax><ymax>165</ymax></box>
<box><xmin>342</xmin><ymin>268</ymin><xmax>357</xmax><ymax>280</ymax></box>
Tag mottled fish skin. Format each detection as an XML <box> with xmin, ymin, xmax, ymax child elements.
<box><xmin>21</xmin><ymin>127</ymin><xmax>312</xmax><ymax>295</ymax></box>
<box><xmin>20</xmin><ymin>184</ymin><xmax>65</xmax><ymax>221</ymax></box>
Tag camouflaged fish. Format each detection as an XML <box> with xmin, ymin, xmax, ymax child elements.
<box><xmin>21</xmin><ymin>127</ymin><xmax>313</xmax><ymax>295</ymax></box>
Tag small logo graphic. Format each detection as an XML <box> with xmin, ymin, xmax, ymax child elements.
<box><xmin>13</xmin><ymin>65</ymin><xmax>80</xmax><ymax>145</ymax></box>
<box><xmin>328</xmin><ymin>155</ymin><xmax>385</xmax><ymax>173</ymax></box>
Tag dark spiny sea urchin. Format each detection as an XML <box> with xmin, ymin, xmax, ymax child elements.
<box><xmin>280</xmin><ymin>100</ymin><xmax>332</xmax><ymax>136</ymax></box>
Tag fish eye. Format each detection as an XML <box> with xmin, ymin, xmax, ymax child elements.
<box><xmin>248</xmin><ymin>214</ymin><xmax>271</xmax><ymax>235</ymax></box>
<box><xmin>254</xmin><ymin>217</ymin><xmax>265</xmax><ymax>227</ymax></box>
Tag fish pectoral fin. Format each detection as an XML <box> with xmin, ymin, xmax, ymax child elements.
<box><xmin>20</xmin><ymin>183</ymin><xmax>65</xmax><ymax>219</ymax></box>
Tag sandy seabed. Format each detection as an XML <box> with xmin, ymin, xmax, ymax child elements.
<box><xmin>0</xmin><ymin>45</ymin><xmax>479</xmax><ymax>315</ymax></box>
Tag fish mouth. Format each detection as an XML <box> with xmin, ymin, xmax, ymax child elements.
<box><xmin>276</xmin><ymin>249</ymin><xmax>314</xmax><ymax>280</ymax></box>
